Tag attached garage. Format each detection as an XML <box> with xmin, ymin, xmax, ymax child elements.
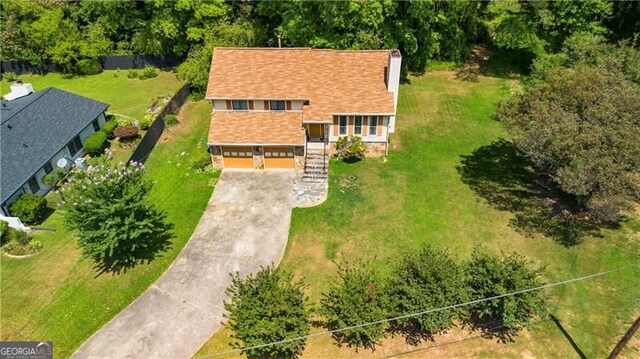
<box><xmin>264</xmin><ymin>146</ymin><xmax>295</xmax><ymax>169</ymax></box>
<box><xmin>222</xmin><ymin>146</ymin><xmax>254</xmax><ymax>168</ymax></box>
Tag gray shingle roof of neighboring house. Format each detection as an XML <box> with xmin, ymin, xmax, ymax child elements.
<box><xmin>1</xmin><ymin>88</ymin><xmax>109</xmax><ymax>204</ymax></box>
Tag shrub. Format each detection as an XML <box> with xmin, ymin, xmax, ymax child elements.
<box><xmin>3</xmin><ymin>72</ymin><xmax>17</xmax><ymax>82</ymax></box>
<box><xmin>164</xmin><ymin>114</ymin><xmax>178</xmax><ymax>127</ymax></box>
<box><xmin>61</xmin><ymin>156</ymin><xmax>172</xmax><ymax>269</ymax></box>
<box><xmin>2</xmin><ymin>242</ymin><xmax>14</xmax><ymax>253</ymax></box>
<box><xmin>42</xmin><ymin>174</ymin><xmax>55</xmax><ymax>186</ymax></box>
<box><xmin>335</xmin><ymin>136</ymin><xmax>366</xmax><ymax>162</ymax></box>
<box><xmin>138</xmin><ymin>66</ymin><xmax>157</xmax><ymax>80</ymax></box>
<box><xmin>320</xmin><ymin>261</ymin><xmax>387</xmax><ymax>351</ymax></box>
<box><xmin>9</xmin><ymin>194</ymin><xmax>48</xmax><ymax>224</ymax></box>
<box><xmin>75</xmin><ymin>59</ymin><xmax>103</xmax><ymax>75</ymax></box>
<box><xmin>0</xmin><ymin>220</ymin><xmax>8</xmax><ymax>240</ymax></box>
<box><xmin>127</xmin><ymin>69</ymin><xmax>138</xmax><ymax>79</ymax></box>
<box><xmin>83</xmin><ymin>131</ymin><xmax>108</xmax><ymax>156</ymax></box>
<box><xmin>101</xmin><ymin>120</ymin><xmax>119</xmax><ymax>139</ymax></box>
<box><xmin>54</xmin><ymin>168</ymin><xmax>67</xmax><ymax>181</ymax></box>
<box><xmin>140</xmin><ymin>114</ymin><xmax>156</xmax><ymax>130</ymax></box>
<box><xmin>224</xmin><ymin>266</ymin><xmax>309</xmax><ymax>359</ymax></box>
<box><xmin>27</xmin><ymin>239</ymin><xmax>43</xmax><ymax>253</ymax></box>
<box><xmin>114</xmin><ymin>125</ymin><xmax>139</xmax><ymax>139</ymax></box>
<box><xmin>386</xmin><ymin>246</ymin><xmax>468</xmax><ymax>339</ymax></box>
<box><xmin>190</xmin><ymin>155</ymin><xmax>212</xmax><ymax>172</ymax></box>
<box><xmin>464</xmin><ymin>248</ymin><xmax>546</xmax><ymax>335</ymax></box>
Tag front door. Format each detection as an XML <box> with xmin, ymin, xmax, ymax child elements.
<box><xmin>308</xmin><ymin>124</ymin><xmax>324</xmax><ymax>140</ymax></box>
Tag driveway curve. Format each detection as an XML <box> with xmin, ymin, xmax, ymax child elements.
<box><xmin>72</xmin><ymin>170</ymin><xmax>296</xmax><ymax>359</ymax></box>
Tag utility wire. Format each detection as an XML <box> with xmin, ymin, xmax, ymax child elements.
<box><xmin>196</xmin><ymin>268</ymin><xmax>619</xmax><ymax>359</ymax></box>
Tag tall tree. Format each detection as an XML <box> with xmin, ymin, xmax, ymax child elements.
<box><xmin>496</xmin><ymin>64</ymin><xmax>640</xmax><ymax>221</ymax></box>
<box><xmin>224</xmin><ymin>266</ymin><xmax>309</xmax><ymax>359</ymax></box>
<box><xmin>484</xmin><ymin>0</ymin><xmax>612</xmax><ymax>55</ymax></box>
<box><xmin>61</xmin><ymin>155</ymin><xmax>172</xmax><ymax>270</ymax></box>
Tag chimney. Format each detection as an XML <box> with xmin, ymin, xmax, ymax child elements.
<box><xmin>386</xmin><ymin>49</ymin><xmax>401</xmax><ymax>133</ymax></box>
<box><xmin>3</xmin><ymin>82</ymin><xmax>34</xmax><ymax>101</ymax></box>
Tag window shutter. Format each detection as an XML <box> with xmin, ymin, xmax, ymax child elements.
<box><xmin>348</xmin><ymin>116</ymin><xmax>353</xmax><ymax>136</ymax></box>
<box><xmin>264</xmin><ymin>100</ymin><xmax>269</xmax><ymax>110</ymax></box>
<box><xmin>377</xmin><ymin>116</ymin><xmax>383</xmax><ymax>136</ymax></box>
<box><xmin>226</xmin><ymin>100</ymin><xmax>231</xmax><ymax>110</ymax></box>
<box><xmin>333</xmin><ymin>116</ymin><xmax>339</xmax><ymax>136</ymax></box>
<box><xmin>248</xmin><ymin>100</ymin><xmax>254</xmax><ymax>110</ymax></box>
<box><xmin>286</xmin><ymin>101</ymin><xmax>292</xmax><ymax>110</ymax></box>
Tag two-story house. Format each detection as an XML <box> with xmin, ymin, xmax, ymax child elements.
<box><xmin>205</xmin><ymin>47</ymin><xmax>401</xmax><ymax>172</ymax></box>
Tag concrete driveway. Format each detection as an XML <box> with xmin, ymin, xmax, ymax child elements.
<box><xmin>72</xmin><ymin>170</ymin><xmax>296</xmax><ymax>359</ymax></box>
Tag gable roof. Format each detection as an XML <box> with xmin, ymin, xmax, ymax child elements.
<box><xmin>1</xmin><ymin>88</ymin><xmax>109</xmax><ymax>204</ymax></box>
<box><xmin>206</xmin><ymin>48</ymin><xmax>395</xmax><ymax>121</ymax></box>
<box><xmin>209</xmin><ymin>111</ymin><xmax>305</xmax><ymax>146</ymax></box>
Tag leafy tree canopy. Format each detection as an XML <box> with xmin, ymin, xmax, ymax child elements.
<box><xmin>61</xmin><ymin>153</ymin><xmax>172</xmax><ymax>270</ymax></box>
<box><xmin>496</xmin><ymin>62</ymin><xmax>640</xmax><ymax>221</ymax></box>
<box><xmin>320</xmin><ymin>261</ymin><xmax>387</xmax><ymax>351</ymax></box>
<box><xmin>386</xmin><ymin>246</ymin><xmax>467</xmax><ymax>340</ymax></box>
<box><xmin>224</xmin><ymin>266</ymin><xmax>309</xmax><ymax>359</ymax></box>
<box><xmin>465</xmin><ymin>248</ymin><xmax>546</xmax><ymax>335</ymax></box>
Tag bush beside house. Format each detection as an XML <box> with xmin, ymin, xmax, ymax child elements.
<box><xmin>83</xmin><ymin>131</ymin><xmax>108</xmax><ymax>156</ymax></box>
<box><xmin>101</xmin><ymin>120</ymin><xmax>119</xmax><ymax>139</ymax></box>
<box><xmin>336</xmin><ymin>136</ymin><xmax>366</xmax><ymax>162</ymax></box>
<box><xmin>9</xmin><ymin>194</ymin><xmax>48</xmax><ymax>224</ymax></box>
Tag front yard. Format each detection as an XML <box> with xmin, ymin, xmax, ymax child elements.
<box><xmin>1</xmin><ymin>101</ymin><xmax>218</xmax><ymax>357</ymax></box>
<box><xmin>196</xmin><ymin>71</ymin><xmax>640</xmax><ymax>357</ymax></box>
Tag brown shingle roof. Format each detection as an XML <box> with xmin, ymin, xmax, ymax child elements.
<box><xmin>208</xmin><ymin>111</ymin><xmax>305</xmax><ymax>145</ymax></box>
<box><xmin>206</xmin><ymin>48</ymin><xmax>395</xmax><ymax>121</ymax></box>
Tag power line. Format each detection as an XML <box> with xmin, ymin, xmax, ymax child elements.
<box><xmin>195</xmin><ymin>268</ymin><xmax>619</xmax><ymax>359</ymax></box>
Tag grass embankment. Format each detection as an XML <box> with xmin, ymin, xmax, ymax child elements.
<box><xmin>1</xmin><ymin>101</ymin><xmax>218</xmax><ymax>358</ymax></box>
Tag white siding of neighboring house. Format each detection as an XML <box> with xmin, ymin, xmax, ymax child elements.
<box><xmin>97</xmin><ymin>112</ymin><xmax>107</xmax><ymax>126</ymax></box>
<box><xmin>79</xmin><ymin>122</ymin><xmax>95</xmax><ymax>143</ymax></box>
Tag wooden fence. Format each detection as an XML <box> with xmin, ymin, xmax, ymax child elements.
<box><xmin>128</xmin><ymin>84</ymin><xmax>190</xmax><ymax>164</ymax></box>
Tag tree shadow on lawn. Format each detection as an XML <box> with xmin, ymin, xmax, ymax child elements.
<box><xmin>93</xmin><ymin>222</ymin><xmax>174</xmax><ymax>276</ymax></box>
<box><xmin>454</xmin><ymin>46</ymin><xmax>533</xmax><ymax>82</ymax></box>
<box><xmin>457</xmin><ymin>139</ymin><xmax>618</xmax><ymax>246</ymax></box>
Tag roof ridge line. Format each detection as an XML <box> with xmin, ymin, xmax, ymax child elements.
<box><xmin>0</xmin><ymin>87</ymin><xmax>51</xmax><ymax>125</ymax></box>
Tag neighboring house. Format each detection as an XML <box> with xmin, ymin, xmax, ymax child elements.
<box><xmin>1</xmin><ymin>83</ymin><xmax>109</xmax><ymax>215</ymax></box>
<box><xmin>206</xmin><ymin>47</ymin><xmax>401</xmax><ymax>171</ymax></box>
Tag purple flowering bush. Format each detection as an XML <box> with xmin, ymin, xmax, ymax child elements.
<box><xmin>61</xmin><ymin>150</ymin><xmax>172</xmax><ymax>271</ymax></box>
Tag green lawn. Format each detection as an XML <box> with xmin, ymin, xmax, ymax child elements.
<box><xmin>1</xmin><ymin>101</ymin><xmax>218</xmax><ymax>358</ymax></box>
<box><xmin>1</xmin><ymin>70</ymin><xmax>183</xmax><ymax>119</ymax></box>
<box><xmin>197</xmin><ymin>72</ymin><xmax>640</xmax><ymax>358</ymax></box>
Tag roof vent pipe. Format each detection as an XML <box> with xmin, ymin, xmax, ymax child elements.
<box><xmin>277</xmin><ymin>34</ymin><xmax>282</xmax><ymax>48</ymax></box>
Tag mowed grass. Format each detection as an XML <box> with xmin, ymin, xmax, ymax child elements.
<box><xmin>1</xmin><ymin>70</ymin><xmax>183</xmax><ymax>119</ymax></box>
<box><xmin>1</xmin><ymin>101</ymin><xmax>218</xmax><ymax>358</ymax></box>
<box><xmin>196</xmin><ymin>72</ymin><xmax>640</xmax><ymax>358</ymax></box>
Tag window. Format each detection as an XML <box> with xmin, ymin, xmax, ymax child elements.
<box><xmin>369</xmin><ymin>116</ymin><xmax>378</xmax><ymax>136</ymax></box>
<box><xmin>270</xmin><ymin>100</ymin><xmax>285</xmax><ymax>111</ymax></box>
<box><xmin>339</xmin><ymin>116</ymin><xmax>347</xmax><ymax>135</ymax></box>
<box><xmin>44</xmin><ymin>162</ymin><xmax>53</xmax><ymax>174</ymax></box>
<box><xmin>354</xmin><ymin>116</ymin><xmax>362</xmax><ymax>135</ymax></box>
<box><xmin>232</xmin><ymin>100</ymin><xmax>248</xmax><ymax>110</ymax></box>
<box><xmin>27</xmin><ymin>177</ymin><xmax>40</xmax><ymax>194</ymax></box>
<box><xmin>92</xmin><ymin>119</ymin><xmax>100</xmax><ymax>131</ymax></box>
<box><xmin>67</xmin><ymin>135</ymin><xmax>82</xmax><ymax>156</ymax></box>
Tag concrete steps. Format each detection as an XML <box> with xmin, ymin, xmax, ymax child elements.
<box><xmin>303</xmin><ymin>150</ymin><xmax>328</xmax><ymax>183</ymax></box>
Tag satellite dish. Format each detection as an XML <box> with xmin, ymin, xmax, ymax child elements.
<box><xmin>57</xmin><ymin>158</ymin><xmax>69</xmax><ymax>169</ymax></box>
